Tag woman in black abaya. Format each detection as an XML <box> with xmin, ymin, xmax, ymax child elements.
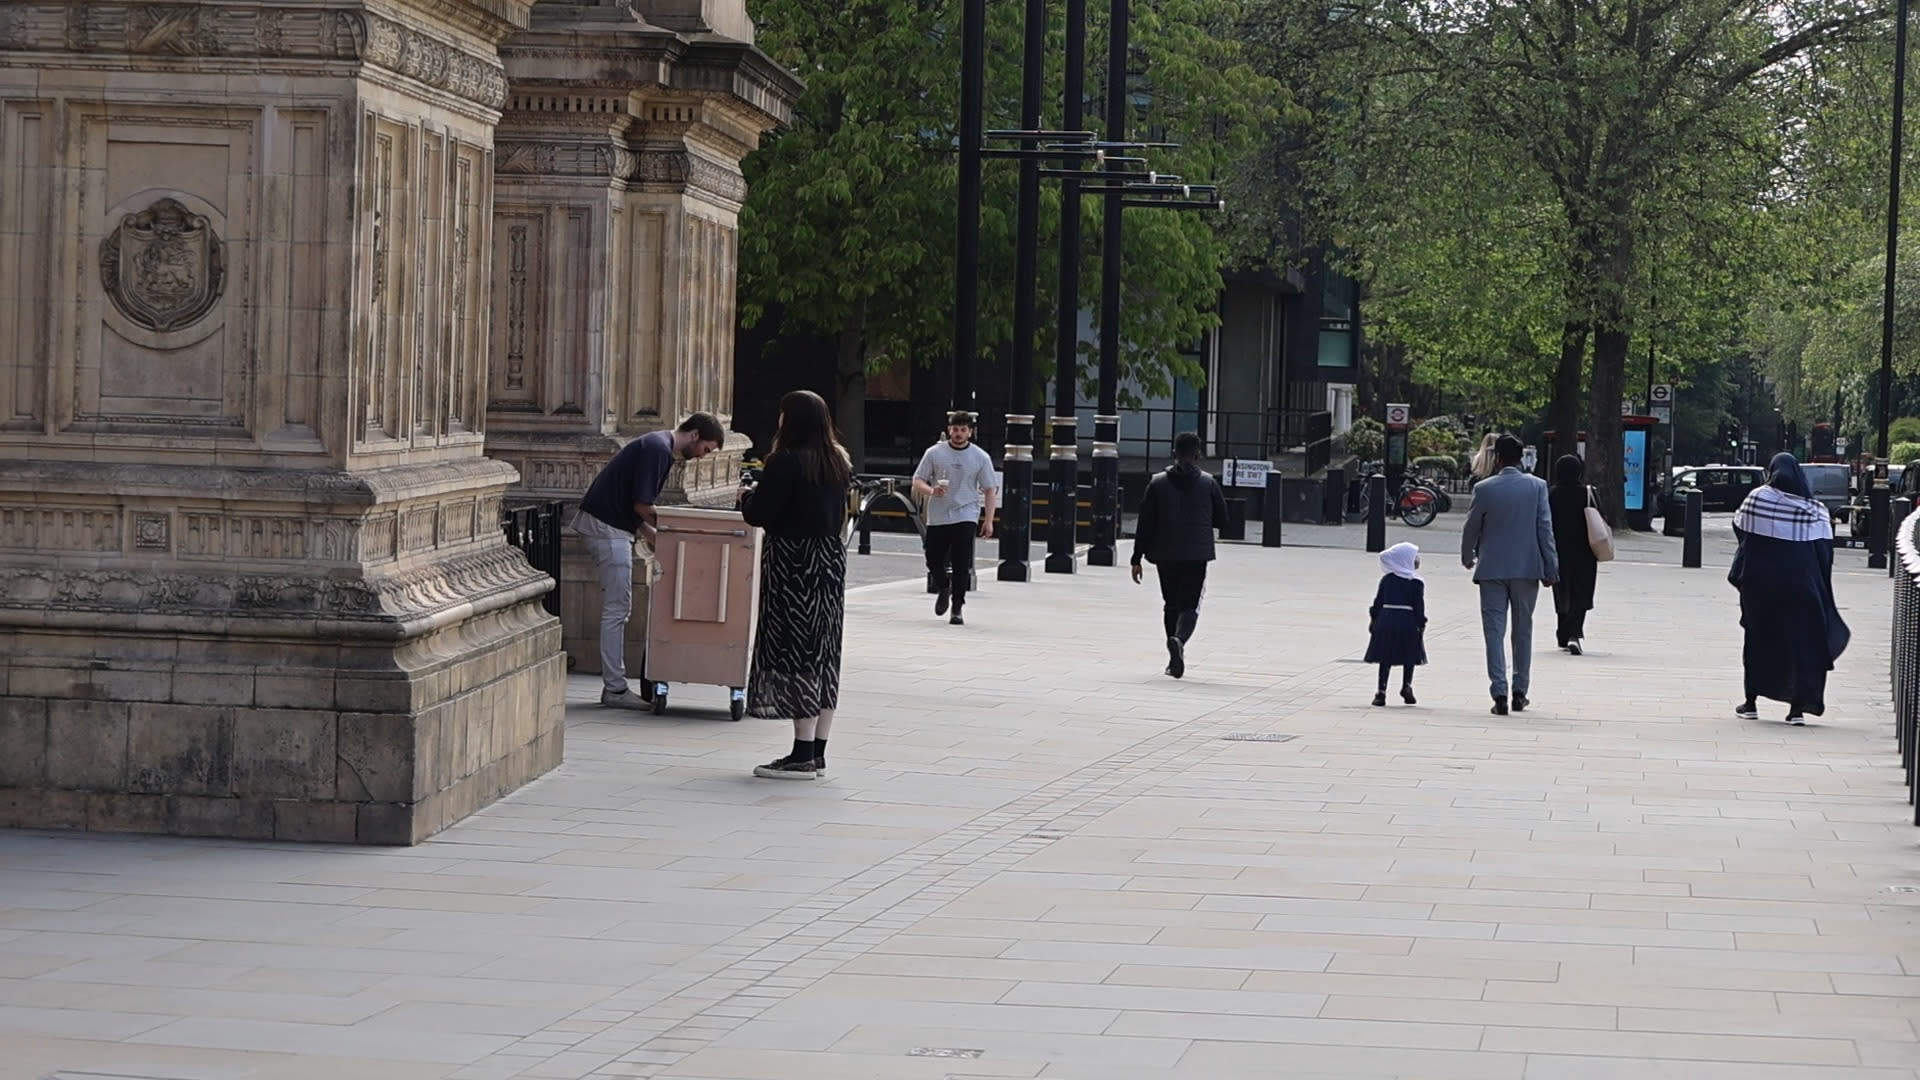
<box><xmin>1729</xmin><ymin>453</ymin><xmax>1850</xmax><ymax>724</ymax></box>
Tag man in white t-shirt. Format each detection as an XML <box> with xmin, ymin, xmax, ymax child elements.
<box><xmin>911</xmin><ymin>412</ymin><xmax>1000</xmax><ymax>626</ymax></box>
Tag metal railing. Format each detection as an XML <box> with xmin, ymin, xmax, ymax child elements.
<box><xmin>1890</xmin><ymin>508</ymin><xmax>1920</xmax><ymax>823</ymax></box>
<box><xmin>502</xmin><ymin>499</ymin><xmax>564</xmax><ymax>620</ymax></box>
<box><xmin>1050</xmin><ymin>406</ymin><xmax>1336</xmax><ymax>467</ymax></box>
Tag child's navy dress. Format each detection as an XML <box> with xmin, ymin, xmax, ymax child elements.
<box><xmin>1365</xmin><ymin>574</ymin><xmax>1428</xmax><ymax>665</ymax></box>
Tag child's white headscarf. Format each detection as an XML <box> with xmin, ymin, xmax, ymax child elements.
<box><xmin>1380</xmin><ymin>542</ymin><xmax>1421</xmax><ymax>580</ymax></box>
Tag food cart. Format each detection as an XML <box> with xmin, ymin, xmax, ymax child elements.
<box><xmin>643</xmin><ymin>506</ymin><xmax>761</xmax><ymax>719</ymax></box>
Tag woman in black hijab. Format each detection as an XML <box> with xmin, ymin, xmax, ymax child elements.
<box><xmin>1729</xmin><ymin>452</ymin><xmax>1850</xmax><ymax>724</ymax></box>
<box><xmin>1547</xmin><ymin>454</ymin><xmax>1598</xmax><ymax>654</ymax></box>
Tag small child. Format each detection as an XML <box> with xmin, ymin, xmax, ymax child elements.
<box><xmin>1366</xmin><ymin>542</ymin><xmax>1428</xmax><ymax>706</ymax></box>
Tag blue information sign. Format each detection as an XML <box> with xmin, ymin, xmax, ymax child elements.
<box><xmin>1623</xmin><ymin>429</ymin><xmax>1647</xmax><ymax>511</ymax></box>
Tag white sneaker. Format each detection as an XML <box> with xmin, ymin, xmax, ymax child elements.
<box><xmin>1566</xmin><ymin>640</ymin><xmax>1582</xmax><ymax>656</ymax></box>
<box><xmin>1784</xmin><ymin>712</ymin><xmax>1806</xmax><ymax>726</ymax></box>
<box><xmin>601</xmin><ymin>688</ymin><xmax>649</xmax><ymax>710</ymax></box>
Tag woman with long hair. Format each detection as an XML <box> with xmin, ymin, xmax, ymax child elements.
<box><xmin>1729</xmin><ymin>452</ymin><xmax>1850</xmax><ymax>725</ymax></box>
<box><xmin>1469</xmin><ymin>433</ymin><xmax>1500</xmax><ymax>482</ymax></box>
<box><xmin>740</xmin><ymin>389</ymin><xmax>852</xmax><ymax>778</ymax></box>
<box><xmin>1547</xmin><ymin>454</ymin><xmax>1599</xmax><ymax>654</ymax></box>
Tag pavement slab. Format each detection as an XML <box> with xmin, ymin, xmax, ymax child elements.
<box><xmin>1</xmin><ymin>520</ymin><xmax>1917</xmax><ymax>1079</ymax></box>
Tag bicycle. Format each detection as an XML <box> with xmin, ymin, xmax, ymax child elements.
<box><xmin>1355</xmin><ymin>467</ymin><xmax>1445</xmax><ymax>528</ymax></box>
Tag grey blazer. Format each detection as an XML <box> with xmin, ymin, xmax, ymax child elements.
<box><xmin>1461</xmin><ymin>467</ymin><xmax>1560</xmax><ymax>583</ymax></box>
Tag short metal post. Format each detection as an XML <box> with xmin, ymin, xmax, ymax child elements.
<box><xmin>1262</xmin><ymin>472</ymin><xmax>1283</xmax><ymax>548</ymax></box>
<box><xmin>1682</xmin><ymin>489</ymin><xmax>1703</xmax><ymax>568</ymax></box>
<box><xmin>1870</xmin><ymin>484</ymin><xmax>1891</xmax><ymax>570</ymax></box>
<box><xmin>1366</xmin><ymin>473</ymin><xmax>1386</xmax><ymax>554</ymax></box>
<box><xmin>857</xmin><ymin>506</ymin><xmax>872</xmax><ymax>555</ymax></box>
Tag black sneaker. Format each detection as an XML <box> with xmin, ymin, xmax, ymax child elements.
<box><xmin>753</xmin><ymin>754</ymin><xmax>818</xmax><ymax>780</ymax></box>
<box><xmin>1784</xmin><ymin>712</ymin><xmax>1806</xmax><ymax>726</ymax></box>
<box><xmin>1371</xmin><ymin>691</ymin><xmax>1386</xmax><ymax>707</ymax></box>
<box><xmin>1167</xmin><ymin>637</ymin><xmax>1186</xmax><ymax>679</ymax></box>
<box><xmin>1566</xmin><ymin>640</ymin><xmax>1582</xmax><ymax>656</ymax></box>
<box><xmin>1511</xmin><ymin>694</ymin><xmax>1530</xmax><ymax>712</ymax></box>
<box><xmin>950</xmin><ymin>609</ymin><xmax>964</xmax><ymax>626</ymax></box>
<box><xmin>813</xmin><ymin>759</ymin><xmax>828</xmax><ymax>779</ymax></box>
<box><xmin>1734</xmin><ymin>701</ymin><xmax>1759</xmax><ymax>720</ymax></box>
<box><xmin>1400</xmin><ymin>686</ymin><xmax>1417</xmax><ymax>705</ymax></box>
<box><xmin>1490</xmin><ymin>696</ymin><xmax>1509</xmax><ymax>716</ymax></box>
<box><xmin>935</xmin><ymin>591</ymin><xmax>950</xmax><ymax>617</ymax></box>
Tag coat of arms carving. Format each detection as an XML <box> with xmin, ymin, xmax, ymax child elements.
<box><xmin>99</xmin><ymin>198</ymin><xmax>227</xmax><ymax>332</ymax></box>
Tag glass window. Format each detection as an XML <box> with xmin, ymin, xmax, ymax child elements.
<box><xmin>1317</xmin><ymin>330</ymin><xmax>1352</xmax><ymax>368</ymax></box>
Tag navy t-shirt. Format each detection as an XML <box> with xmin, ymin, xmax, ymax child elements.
<box><xmin>579</xmin><ymin>430</ymin><xmax>675</xmax><ymax>534</ymax></box>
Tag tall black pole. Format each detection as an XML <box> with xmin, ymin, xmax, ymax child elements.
<box><xmin>997</xmin><ymin>0</ymin><xmax>1047</xmax><ymax>582</ymax></box>
<box><xmin>1047</xmin><ymin>0</ymin><xmax>1088</xmax><ymax>575</ymax></box>
<box><xmin>953</xmin><ymin>0</ymin><xmax>986</xmax><ymax>413</ymax></box>
<box><xmin>1873</xmin><ymin>0</ymin><xmax>1908</xmax><ymax>570</ymax></box>
<box><xmin>1090</xmin><ymin>0</ymin><xmax>1129</xmax><ymax>567</ymax></box>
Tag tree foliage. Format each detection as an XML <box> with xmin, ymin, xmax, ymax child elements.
<box><xmin>738</xmin><ymin>0</ymin><xmax>1284</xmax><ymax>462</ymax></box>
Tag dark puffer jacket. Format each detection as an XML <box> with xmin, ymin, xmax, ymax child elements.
<box><xmin>1130</xmin><ymin>461</ymin><xmax>1229</xmax><ymax>565</ymax></box>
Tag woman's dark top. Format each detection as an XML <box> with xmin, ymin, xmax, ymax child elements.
<box><xmin>1548</xmin><ymin>482</ymin><xmax>1598</xmax><ymax>611</ymax></box>
<box><xmin>741</xmin><ymin>451</ymin><xmax>847</xmax><ymax>539</ymax></box>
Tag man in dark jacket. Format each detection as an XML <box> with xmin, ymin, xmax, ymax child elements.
<box><xmin>1130</xmin><ymin>432</ymin><xmax>1230</xmax><ymax>678</ymax></box>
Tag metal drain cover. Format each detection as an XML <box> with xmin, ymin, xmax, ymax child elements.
<box><xmin>1884</xmin><ymin>885</ymin><xmax>1920</xmax><ymax>894</ymax></box>
<box><xmin>1220</xmin><ymin>733</ymin><xmax>1297</xmax><ymax>742</ymax></box>
<box><xmin>910</xmin><ymin>1048</ymin><xmax>984</xmax><ymax>1058</ymax></box>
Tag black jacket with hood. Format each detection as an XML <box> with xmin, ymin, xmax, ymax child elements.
<box><xmin>1130</xmin><ymin>460</ymin><xmax>1229</xmax><ymax>565</ymax></box>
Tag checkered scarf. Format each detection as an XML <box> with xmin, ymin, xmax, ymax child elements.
<box><xmin>1733</xmin><ymin>483</ymin><xmax>1832</xmax><ymax>542</ymax></box>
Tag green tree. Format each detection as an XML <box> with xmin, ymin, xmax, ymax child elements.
<box><xmin>738</xmin><ymin>0</ymin><xmax>1282</xmax><ymax>466</ymax></box>
<box><xmin>1243</xmin><ymin>0</ymin><xmax>1889</xmax><ymax>522</ymax></box>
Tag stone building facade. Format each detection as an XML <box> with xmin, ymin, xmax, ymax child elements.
<box><xmin>0</xmin><ymin>0</ymin><xmax>793</xmax><ymax>842</ymax></box>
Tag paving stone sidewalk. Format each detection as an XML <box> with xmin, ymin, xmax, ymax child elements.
<box><xmin>1</xmin><ymin>535</ymin><xmax>1916</xmax><ymax>1080</ymax></box>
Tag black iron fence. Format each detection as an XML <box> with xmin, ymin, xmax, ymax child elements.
<box><xmin>1889</xmin><ymin>510</ymin><xmax>1920</xmax><ymax>824</ymax></box>
<box><xmin>502</xmin><ymin>499</ymin><xmax>564</xmax><ymax>620</ymax></box>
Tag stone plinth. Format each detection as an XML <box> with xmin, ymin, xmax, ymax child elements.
<box><xmin>484</xmin><ymin>0</ymin><xmax>798</xmax><ymax>674</ymax></box>
<box><xmin>0</xmin><ymin>0</ymin><xmax>565</xmax><ymax>843</ymax></box>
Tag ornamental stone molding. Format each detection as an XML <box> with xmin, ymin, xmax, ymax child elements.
<box><xmin>0</xmin><ymin>3</ymin><xmax>513</xmax><ymax>109</ymax></box>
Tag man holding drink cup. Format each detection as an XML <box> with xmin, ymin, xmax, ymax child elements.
<box><xmin>912</xmin><ymin>412</ymin><xmax>1000</xmax><ymax>626</ymax></box>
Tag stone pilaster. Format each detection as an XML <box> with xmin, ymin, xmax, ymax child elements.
<box><xmin>485</xmin><ymin>0</ymin><xmax>798</xmax><ymax>673</ymax></box>
<box><xmin>0</xmin><ymin>0</ymin><xmax>564</xmax><ymax>844</ymax></box>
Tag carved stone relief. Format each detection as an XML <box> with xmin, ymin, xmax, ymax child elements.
<box><xmin>132</xmin><ymin>513</ymin><xmax>170</xmax><ymax>550</ymax></box>
<box><xmin>0</xmin><ymin>4</ymin><xmax>509</xmax><ymax>110</ymax></box>
<box><xmin>98</xmin><ymin>198</ymin><xmax>226</xmax><ymax>333</ymax></box>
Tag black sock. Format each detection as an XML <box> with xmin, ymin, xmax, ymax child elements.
<box><xmin>789</xmin><ymin>738</ymin><xmax>809</xmax><ymax>763</ymax></box>
<box><xmin>812</xmin><ymin>738</ymin><xmax>827</xmax><ymax>764</ymax></box>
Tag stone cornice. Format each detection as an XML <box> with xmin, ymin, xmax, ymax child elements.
<box><xmin>0</xmin><ymin>3</ymin><xmax>520</xmax><ymax>111</ymax></box>
<box><xmin>499</xmin><ymin>23</ymin><xmax>799</xmax><ymax>132</ymax></box>
<box><xmin>0</xmin><ymin>459</ymin><xmax>523</xmax><ymax>508</ymax></box>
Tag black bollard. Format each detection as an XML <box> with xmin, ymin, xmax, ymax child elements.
<box><xmin>1682</xmin><ymin>488</ymin><xmax>1703</xmax><ymax>568</ymax></box>
<box><xmin>1893</xmin><ymin>496</ymin><xmax>1913</xmax><ymax>578</ymax></box>
<box><xmin>1263</xmin><ymin>472</ymin><xmax>1283</xmax><ymax>548</ymax></box>
<box><xmin>1869</xmin><ymin>485</ymin><xmax>1891</xmax><ymax>570</ymax></box>
<box><xmin>1366</xmin><ymin>473</ymin><xmax>1387</xmax><ymax>554</ymax></box>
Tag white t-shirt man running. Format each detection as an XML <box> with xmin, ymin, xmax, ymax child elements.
<box><xmin>911</xmin><ymin>412</ymin><xmax>1000</xmax><ymax>626</ymax></box>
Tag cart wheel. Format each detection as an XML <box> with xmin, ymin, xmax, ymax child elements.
<box><xmin>730</xmin><ymin>699</ymin><xmax>745</xmax><ymax>721</ymax></box>
<box><xmin>651</xmin><ymin>686</ymin><xmax>668</xmax><ymax>715</ymax></box>
<box><xmin>728</xmin><ymin>687</ymin><xmax>747</xmax><ymax>721</ymax></box>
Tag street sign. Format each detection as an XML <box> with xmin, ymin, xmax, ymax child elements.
<box><xmin>1651</xmin><ymin>403</ymin><xmax>1672</xmax><ymax>424</ymax></box>
<box><xmin>1221</xmin><ymin>459</ymin><xmax>1271</xmax><ymax>488</ymax></box>
<box><xmin>1384</xmin><ymin>403</ymin><xmax>1410</xmax><ymax>427</ymax></box>
<box><xmin>1521</xmin><ymin>446</ymin><xmax>1538</xmax><ymax>473</ymax></box>
<box><xmin>1837</xmin><ymin>437</ymin><xmax>1851</xmax><ymax>453</ymax></box>
<box><xmin>1650</xmin><ymin>383</ymin><xmax>1674</xmax><ymax>405</ymax></box>
<box><xmin>1621</xmin><ymin>399</ymin><xmax>1636</xmax><ymax>416</ymax></box>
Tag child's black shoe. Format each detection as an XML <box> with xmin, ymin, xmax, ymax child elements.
<box><xmin>1371</xmin><ymin>692</ymin><xmax>1386</xmax><ymax>707</ymax></box>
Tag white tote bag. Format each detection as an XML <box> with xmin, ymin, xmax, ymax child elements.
<box><xmin>1584</xmin><ymin>486</ymin><xmax>1615</xmax><ymax>562</ymax></box>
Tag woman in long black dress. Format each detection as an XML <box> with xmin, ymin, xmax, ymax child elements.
<box><xmin>740</xmin><ymin>389</ymin><xmax>851</xmax><ymax>779</ymax></box>
<box><xmin>1548</xmin><ymin>454</ymin><xmax>1599</xmax><ymax>654</ymax></box>
<box><xmin>1730</xmin><ymin>453</ymin><xmax>1849</xmax><ymax>725</ymax></box>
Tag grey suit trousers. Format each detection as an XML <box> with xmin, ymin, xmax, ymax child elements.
<box><xmin>1479</xmin><ymin>579</ymin><xmax>1540</xmax><ymax>699</ymax></box>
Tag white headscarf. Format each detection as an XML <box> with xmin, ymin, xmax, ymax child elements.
<box><xmin>1380</xmin><ymin>542</ymin><xmax>1421</xmax><ymax>580</ymax></box>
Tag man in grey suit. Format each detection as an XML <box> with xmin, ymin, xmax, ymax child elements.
<box><xmin>1461</xmin><ymin>435</ymin><xmax>1560</xmax><ymax>715</ymax></box>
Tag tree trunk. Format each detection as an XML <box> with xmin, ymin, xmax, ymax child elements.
<box><xmin>1544</xmin><ymin>320</ymin><xmax>1587</xmax><ymax>474</ymax></box>
<box><xmin>834</xmin><ymin>304</ymin><xmax>868</xmax><ymax>472</ymax></box>
<box><xmin>1588</xmin><ymin>320</ymin><xmax>1630</xmax><ymax>528</ymax></box>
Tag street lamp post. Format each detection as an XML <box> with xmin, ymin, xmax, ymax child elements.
<box><xmin>953</xmin><ymin>0</ymin><xmax>986</xmax><ymax>413</ymax></box>
<box><xmin>1090</xmin><ymin>0</ymin><xmax>1131</xmax><ymax>568</ymax></box>
<box><xmin>1047</xmin><ymin>0</ymin><xmax>1090</xmax><ymax>576</ymax></box>
<box><xmin>1873</xmin><ymin>0</ymin><xmax>1909</xmax><ymax>571</ymax></box>
<box><xmin>995</xmin><ymin>0</ymin><xmax>1049</xmax><ymax>582</ymax></box>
